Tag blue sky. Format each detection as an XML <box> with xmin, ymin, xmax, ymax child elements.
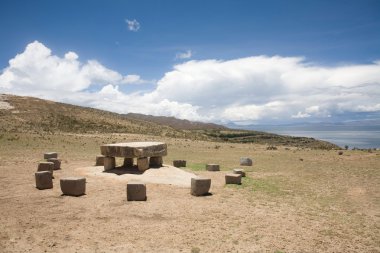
<box><xmin>0</xmin><ymin>0</ymin><xmax>380</xmax><ymax>125</ymax></box>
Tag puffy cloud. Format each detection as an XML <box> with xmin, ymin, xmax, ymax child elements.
<box><xmin>176</xmin><ymin>50</ymin><xmax>192</xmax><ymax>60</ymax></box>
<box><xmin>125</xmin><ymin>19</ymin><xmax>140</xmax><ymax>31</ymax></box>
<box><xmin>1</xmin><ymin>41</ymin><xmax>380</xmax><ymax>124</ymax></box>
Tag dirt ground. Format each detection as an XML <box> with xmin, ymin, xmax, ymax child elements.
<box><xmin>0</xmin><ymin>133</ymin><xmax>379</xmax><ymax>252</ymax></box>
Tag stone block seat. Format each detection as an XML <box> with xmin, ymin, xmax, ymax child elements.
<box><xmin>44</xmin><ymin>152</ymin><xmax>58</xmax><ymax>159</ymax></box>
<box><xmin>100</xmin><ymin>142</ymin><xmax>167</xmax><ymax>172</ymax></box>
<box><xmin>233</xmin><ymin>168</ymin><xmax>246</xmax><ymax>177</ymax></box>
<box><xmin>191</xmin><ymin>177</ymin><xmax>211</xmax><ymax>196</ymax></box>
<box><xmin>240</xmin><ymin>157</ymin><xmax>253</xmax><ymax>166</ymax></box>
<box><xmin>47</xmin><ymin>158</ymin><xmax>61</xmax><ymax>170</ymax></box>
<box><xmin>60</xmin><ymin>177</ymin><xmax>86</xmax><ymax>196</ymax></box>
<box><xmin>206</xmin><ymin>164</ymin><xmax>220</xmax><ymax>171</ymax></box>
<box><xmin>126</xmin><ymin>182</ymin><xmax>147</xmax><ymax>201</ymax></box>
<box><xmin>38</xmin><ymin>162</ymin><xmax>54</xmax><ymax>176</ymax></box>
<box><xmin>225</xmin><ymin>173</ymin><xmax>242</xmax><ymax>185</ymax></box>
<box><xmin>173</xmin><ymin>160</ymin><xmax>186</xmax><ymax>168</ymax></box>
<box><xmin>35</xmin><ymin>171</ymin><xmax>53</xmax><ymax>190</ymax></box>
<box><xmin>95</xmin><ymin>155</ymin><xmax>105</xmax><ymax>166</ymax></box>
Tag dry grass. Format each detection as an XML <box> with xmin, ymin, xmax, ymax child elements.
<box><xmin>0</xmin><ymin>132</ymin><xmax>379</xmax><ymax>252</ymax></box>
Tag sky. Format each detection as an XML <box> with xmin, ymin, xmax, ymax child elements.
<box><xmin>0</xmin><ymin>0</ymin><xmax>380</xmax><ymax>125</ymax></box>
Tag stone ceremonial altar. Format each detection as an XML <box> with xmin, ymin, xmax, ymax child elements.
<box><xmin>100</xmin><ymin>142</ymin><xmax>167</xmax><ymax>172</ymax></box>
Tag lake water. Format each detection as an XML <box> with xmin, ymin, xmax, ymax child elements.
<box><xmin>269</xmin><ymin>130</ymin><xmax>380</xmax><ymax>149</ymax></box>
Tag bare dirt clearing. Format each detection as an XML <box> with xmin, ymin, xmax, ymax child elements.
<box><xmin>0</xmin><ymin>133</ymin><xmax>379</xmax><ymax>252</ymax></box>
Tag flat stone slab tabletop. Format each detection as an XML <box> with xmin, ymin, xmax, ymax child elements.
<box><xmin>100</xmin><ymin>142</ymin><xmax>167</xmax><ymax>158</ymax></box>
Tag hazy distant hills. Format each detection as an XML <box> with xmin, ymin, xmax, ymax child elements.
<box><xmin>0</xmin><ymin>94</ymin><xmax>339</xmax><ymax>149</ymax></box>
<box><xmin>125</xmin><ymin>113</ymin><xmax>227</xmax><ymax>130</ymax></box>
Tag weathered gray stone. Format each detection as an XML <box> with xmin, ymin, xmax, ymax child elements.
<box><xmin>233</xmin><ymin>168</ymin><xmax>246</xmax><ymax>177</ymax></box>
<box><xmin>149</xmin><ymin>156</ymin><xmax>163</xmax><ymax>167</ymax></box>
<box><xmin>126</xmin><ymin>182</ymin><xmax>146</xmax><ymax>201</ymax></box>
<box><xmin>44</xmin><ymin>152</ymin><xmax>58</xmax><ymax>159</ymax></box>
<box><xmin>100</xmin><ymin>142</ymin><xmax>167</xmax><ymax>158</ymax></box>
<box><xmin>173</xmin><ymin>160</ymin><xmax>186</xmax><ymax>168</ymax></box>
<box><xmin>206</xmin><ymin>164</ymin><xmax>220</xmax><ymax>171</ymax></box>
<box><xmin>137</xmin><ymin>157</ymin><xmax>149</xmax><ymax>172</ymax></box>
<box><xmin>191</xmin><ymin>178</ymin><xmax>211</xmax><ymax>196</ymax></box>
<box><xmin>240</xmin><ymin>157</ymin><xmax>253</xmax><ymax>166</ymax></box>
<box><xmin>37</xmin><ymin>162</ymin><xmax>54</xmax><ymax>174</ymax></box>
<box><xmin>103</xmin><ymin>157</ymin><xmax>116</xmax><ymax>171</ymax></box>
<box><xmin>123</xmin><ymin>157</ymin><xmax>134</xmax><ymax>167</ymax></box>
<box><xmin>225</xmin><ymin>173</ymin><xmax>242</xmax><ymax>184</ymax></box>
<box><xmin>96</xmin><ymin>155</ymin><xmax>105</xmax><ymax>166</ymax></box>
<box><xmin>35</xmin><ymin>171</ymin><xmax>53</xmax><ymax>190</ymax></box>
<box><xmin>47</xmin><ymin>158</ymin><xmax>61</xmax><ymax>170</ymax></box>
<box><xmin>60</xmin><ymin>177</ymin><xmax>86</xmax><ymax>196</ymax></box>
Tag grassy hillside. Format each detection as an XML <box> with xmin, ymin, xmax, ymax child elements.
<box><xmin>0</xmin><ymin>94</ymin><xmax>339</xmax><ymax>149</ymax></box>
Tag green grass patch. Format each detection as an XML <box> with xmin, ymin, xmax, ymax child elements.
<box><xmin>187</xmin><ymin>163</ymin><xmax>206</xmax><ymax>171</ymax></box>
<box><xmin>227</xmin><ymin>176</ymin><xmax>287</xmax><ymax>196</ymax></box>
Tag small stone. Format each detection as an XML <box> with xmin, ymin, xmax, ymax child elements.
<box><xmin>225</xmin><ymin>173</ymin><xmax>242</xmax><ymax>184</ymax></box>
<box><xmin>137</xmin><ymin>157</ymin><xmax>149</xmax><ymax>172</ymax></box>
<box><xmin>338</xmin><ymin>151</ymin><xmax>343</xmax><ymax>155</ymax></box>
<box><xmin>191</xmin><ymin>178</ymin><xmax>211</xmax><ymax>196</ymax></box>
<box><xmin>95</xmin><ymin>155</ymin><xmax>105</xmax><ymax>166</ymax></box>
<box><xmin>240</xmin><ymin>157</ymin><xmax>253</xmax><ymax>166</ymax></box>
<box><xmin>123</xmin><ymin>158</ymin><xmax>134</xmax><ymax>167</ymax></box>
<box><xmin>44</xmin><ymin>152</ymin><xmax>58</xmax><ymax>159</ymax></box>
<box><xmin>35</xmin><ymin>171</ymin><xmax>53</xmax><ymax>190</ymax></box>
<box><xmin>103</xmin><ymin>157</ymin><xmax>115</xmax><ymax>171</ymax></box>
<box><xmin>126</xmin><ymin>182</ymin><xmax>146</xmax><ymax>201</ymax></box>
<box><xmin>233</xmin><ymin>168</ymin><xmax>246</xmax><ymax>177</ymax></box>
<box><xmin>60</xmin><ymin>177</ymin><xmax>86</xmax><ymax>196</ymax></box>
<box><xmin>47</xmin><ymin>158</ymin><xmax>61</xmax><ymax>170</ymax></box>
<box><xmin>37</xmin><ymin>162</ymin><xmax>54</xmax><ymax>175</ymax></box>
<box><xmin>173</xmin><ymin>160</ymin><xmax>186</xmax><ymax>168</ymax></box>
<box><xmin>149</xmin><ymin>156</ymin><xmax>163</xmax><ymax>167</ymax></box>
<box><xmin>206</xmin><ymin>164</ymin><xmax>220</xmax><ymax>171</ymax></box>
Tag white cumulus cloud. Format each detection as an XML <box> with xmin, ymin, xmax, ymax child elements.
<box><xmin>125</xmin><ymin>19</ymin><xmax>140</xmax><ymax>31</ymax></box>
<box><xmin>1</xmin><ymin>41</ymin><xmax>380</xmax><ymax>124</ymax></box>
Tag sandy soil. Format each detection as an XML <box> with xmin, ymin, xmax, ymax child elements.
<box><xmin>0</xmin><ymin>133</ymin><xmax>379</xmax><ymax>252</ymax></box>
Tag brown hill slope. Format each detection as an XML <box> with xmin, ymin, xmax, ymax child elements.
<box><xmin>0</xmin><ymin>94</ymin><xmax>339</xmax><ymax>149</ymax></box>
<box><xmin>125</xmin><ymin>113</ymin><xmax>227</xmax><ymax>130</ymax></box>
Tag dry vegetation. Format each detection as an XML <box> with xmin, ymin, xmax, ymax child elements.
<box><xmin>0</xmin><ymin>132</ymin><xmax>379</xmax><ymax>252</ymax></box>
<box><xmin>0</xmin><ymin>94</ymin><xmax>378</xmax><ymax>252</ymax></box>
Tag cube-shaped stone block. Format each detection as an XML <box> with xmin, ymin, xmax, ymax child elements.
<box><xmin>96</xmin><ymin>155</ymin><xmax>105</xmax><ymax>166</ymax></box>
<box><xmin>225</xmin><ymin>173</ymin><xmax>242</xmax><ymax>185</ymax></box>
<box><xmin>173</xmin><ymin>160</ymin><xmax>186</xmax><ymax>168</ymax></box>
<box><xmin>38</xmin><ymin>162</ymin><xmax>54</xmax><ymax>174</ymax></box>
<box><xmin>60</xmin><ymin>177</ymin><xmax>86</xmax><ymax>196</ymax></box>
<box><xmin>233</xmin><ymin>168</ymin><xmax>246</xmax><ymax>177</ymax></box>
<box><xmin>47</xmin><ymin>158</ymin><xmax>61</xmax><ymax>170</ymax></box>
<box><xmin>35</xmin><ymin>171</ymin><xmax>53</xmax><ymax>190</ymax></box>
<box><xmin>103</xmin><ymin>157</ymin><xmax>116</xmax><ymax>171</ymax></box>
<box><xmin>123</xmin><ymin>158</ymin><xmax>134</xmax><ymax>167</ymax></box>
<box><xmin>44</xmin><ymin>152</ymin><xmax>58</xmax><ymax>159</ymax></box>
<box><xmin>206</xmin><ymin>164</ymin><xmax>220</xmax><ymax>171</ymax></box>
<box><xmin>240</xmin><ymin>157</ymin><xmax>253</xmax><ymax>166</ymax></box>
<box><xmin>137</xmin><ymin>157</ymin><xmax>149</xmax><ymax>172</ymax></box>
<box><xmin>191</xmin><ymin>178</ymin><xmax>211</xmax><ymax>196</ymax></box>
<box><xmin>149</xmin><ymin>156</ymin><xmax>163</xmax><ymax>167</ymax></box>
<box><xmin>126</xmin><ymin>182</ymin><xmax>146</xmax><ymax>201</ymax></box>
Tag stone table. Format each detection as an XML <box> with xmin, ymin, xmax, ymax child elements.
<box><xmin>100</xmin><ymin>142</ymin><xmax>167</xmax><ymax>172</ymax></box>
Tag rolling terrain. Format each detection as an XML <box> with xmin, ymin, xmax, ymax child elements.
<box><xmin>0</xmin><ymin>94</ymin><xmax>339</xmax><ymax>149</ymax></box>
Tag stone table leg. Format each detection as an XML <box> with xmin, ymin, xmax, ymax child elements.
<box><xmin>104</xmin><ymin>157</ymin><xmax>116</xmax><ymax>171</ymax></box>
<box><xmin>123</xmin><ymin>158</ymin><xmax>134</xmax><ymax>167</ymax></box>
<box><xmin>149</xmin><ymin>156</ymin><xmax>163</xmax><ymax>167</ymax></box>
<box><xmin>137</xmin><ymin>157</ymin><xmax>149</xmax><ymax>172</ymax></box>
